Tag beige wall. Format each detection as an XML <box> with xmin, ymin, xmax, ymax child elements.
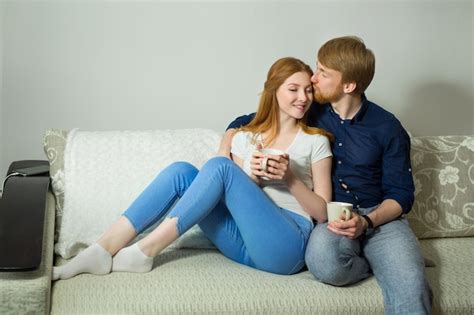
<box><xmin>1</xmin><ymin>1</ymin><xmax>473</xmax><ymax>177</ymax></box>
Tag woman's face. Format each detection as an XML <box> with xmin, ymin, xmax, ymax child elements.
<box><xmin>276</xmin><ymin>71</ymin><xmax>313</xmax><ymax>121</ymax></box>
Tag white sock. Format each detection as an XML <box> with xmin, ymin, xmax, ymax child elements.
<box><xmin>52</xmin><ymin>243</ymin><xmax>112</xmax><ymax>280</ymax></box>
<box><xmin>112</xmin><ymin>243</ymin><xmax>154</xmax><ymax>273</ymax></box>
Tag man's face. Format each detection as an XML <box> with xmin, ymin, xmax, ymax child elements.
<box><xmin>311</xmin><ymin>61</ymin><xmax>345</xmax><ymax>104</ymax></box>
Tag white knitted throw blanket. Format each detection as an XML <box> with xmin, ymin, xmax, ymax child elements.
<box><xmin>56</xmin><ymin>129</ymin><xmax>221</xmax><ymax>258</ymax></box>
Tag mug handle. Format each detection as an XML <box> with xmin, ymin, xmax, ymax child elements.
<box><xmin>342</xmin><ymin>208</ymin><xmax>352</xmax><ymax>221</ymax></box>
<box><xmin>260</xmin><ymin>156</ymin><xmax>268</xmax><ymax>172</ymax></box>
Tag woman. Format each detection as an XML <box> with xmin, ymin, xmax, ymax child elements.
<box><xmin>53</xmin><ymin>57</ymin><xmax>332</xmax><ymax>280</ymax></box>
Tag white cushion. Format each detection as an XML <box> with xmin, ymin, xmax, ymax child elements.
<box><xmin>56</xmin><ymin>129</ymin><xmax>222</xmax><ymax>259</ymax></box>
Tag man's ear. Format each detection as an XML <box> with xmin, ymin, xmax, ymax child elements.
<box><xmin>343</xmin><ymin>82</ymin><xmax>357</xmax><ymax>94</ymax></box>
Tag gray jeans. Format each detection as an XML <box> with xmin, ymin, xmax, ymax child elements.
<box><xmin>304</xmin><ymin>206</ymin><xmax>433</xmax><ymax>315</ymax></box>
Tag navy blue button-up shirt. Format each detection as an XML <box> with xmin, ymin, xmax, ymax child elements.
<box><xmin>227</xmin><ymin>96</ymin><xmax>415</xmax><ymax>213</ymax></box>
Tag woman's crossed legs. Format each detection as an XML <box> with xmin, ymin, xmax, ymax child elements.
<box><xmin>53</xmin><ymin>157</ymin><xmax>311</xmax><ymax>280</ymax></box>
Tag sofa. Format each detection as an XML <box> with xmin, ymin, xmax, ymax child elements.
<box><xmin>0</xmin><ymin>128</ymin><xmax>473</xmax><ymax>314</ymax></box>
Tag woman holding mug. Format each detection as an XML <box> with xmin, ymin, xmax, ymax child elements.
<box><xmin>53</xmin><ymin>57</ymin><xmax>332</xmax><ymax>280</ymax></box>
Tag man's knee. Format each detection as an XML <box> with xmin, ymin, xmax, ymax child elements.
<box><xmin>305</xmin><ymin>225</ymin><xmax>359</xmax><ymax>286</ymax></box>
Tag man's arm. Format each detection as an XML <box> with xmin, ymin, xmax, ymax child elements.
<box><xmin>218</xmin><ymin>113</ymin><xmax>256</xmax><ymax>158</ymax></box>
<box><xmin>217</xmin><ymin>129</ymin><xmax>237</xmax><ymax>158</ymax></box>
<box><xmin>380</xmin><ymin>124</ymin><xmax>415</xmax><ymax>214</ymax></box>
<box><xmin>328</xmin><ymin>121</ymin><xmax>414</xmax><ymax>239</ymax></box>
<box><xmin>364</xmin><ymin>199</ymin><xmax>402</xmax><ymax>227</ymax></box>
<box><xmin>328</xmin><ymin>199</ymin><xmax>402</xmax><ymax>239</ymax></box>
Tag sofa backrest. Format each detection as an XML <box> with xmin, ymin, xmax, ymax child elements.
<box><xmin>44</xmin><ymin>129</ymin><xmax>221</xmax><ymax>258</ymax></box>
<box><xmin>44</xmin><ymin>130</ymin><xmax>474</xmax><ymax>254</ymax></box>
<box><xmin>406</xmin><ymin>135</ymin><xmax>474</xmax><ymax>238</ymax></box>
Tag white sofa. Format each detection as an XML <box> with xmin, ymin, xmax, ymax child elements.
<box><xmin>1</xmin><ymin>128</ymin><xmax>473</xmax><ymax>314</ymax></box>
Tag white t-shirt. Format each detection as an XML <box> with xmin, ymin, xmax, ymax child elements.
<box><xmin>231</xmin><ymin>128</ymin><xmax>332</xmax><ymax>220</ymax></box>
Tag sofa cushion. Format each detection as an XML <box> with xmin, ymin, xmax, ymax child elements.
<box><xmin>50</xmin><ymin>237</ymin><xmax>474</xmax><ymax>314</ymax></box>
<box><xmin>44</xmin><ymin>129</ymin><xmax>222</xmax><ymax>259</ymax></box>
<box><xmin>51</xmin><ymin>248</ymin><xmax>385</xmax><ymax>314</ymax></box>
<box><xmin>408</xmin><ymin>136</ymin><xmax>474</xmax><ymax>238</ymax></box>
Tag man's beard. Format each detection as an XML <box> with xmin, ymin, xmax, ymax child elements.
<box><xmin>314</xmin><ymin>86</ymin><xmax>344</xmax><ymax>104</ymax></box>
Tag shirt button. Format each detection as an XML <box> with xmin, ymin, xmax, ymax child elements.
<box><xmin>340</xmin><ymin>121</ymin><xmax>344</xmax><ymax>124</ymax></box>
<box><xmin>338</xmin><ymin>142</ymin><xmax>342</xmax><ymax>146</ymax></box>
<box><xmin>356</xmin><ymin>205</ymin><xmax>360</xmax><ymax>209</ymax></box>
<box><xmin>346</xmin><ymin>191</ymin><xmax>350</xmax><ymax>194</ymax></box>
<box><xmin>338</xmin><ymin>179</ymin><xmax>342</xmax><ymax>182</ymax></box>
<box><xmin>338</xmin><ymin>161</ymin><xmax>342</xmax><ymax>165</ymax></box>
<box><xmin>408</xmin><ymin>168</ymin><xmax>412</xmax><ymax>172</ymax></box>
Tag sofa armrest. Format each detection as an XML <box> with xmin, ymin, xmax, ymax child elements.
<box><xmin>0</xmin><ymin>161</ymin><xmax>55</xmax><ymax>314</ymax></box>
<box><xmin>6</xmin><ymin>160</ymin><xmax>50</xmax><ymax>175</ymax></box>
<box><xmin>1</xmin><ymin>160</ymin><xmax>50</xmax><ymax>270</ymax></box>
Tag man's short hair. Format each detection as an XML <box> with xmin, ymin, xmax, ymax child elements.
<box><xmin>318</xmin><ymin>36</ymin><xmax>375</xmax><ymax>95</ymax></box>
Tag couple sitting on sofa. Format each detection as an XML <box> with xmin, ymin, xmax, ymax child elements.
<box><xmin>53</xmin><ymin>36</ymin><xmax>432</xmax><ymax>315</ymax></box>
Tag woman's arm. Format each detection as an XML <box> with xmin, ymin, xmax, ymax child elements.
<box><xmin>227</xmin><ymin>130</ymin><xmax>263</xmax><ymax>185</ymax></box>
<box><xmin>286</xmin><ymin>157</ymin><xmax>332</xmax><ymax>223</ymax></box>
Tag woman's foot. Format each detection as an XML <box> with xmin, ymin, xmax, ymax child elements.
<box><xmin>53</xmin><ymin>243</ymin><xmax>112</xmax><ymax>280</ymax></box>
<box><xmin>112</xmin><ymin>243</ymin><xmax>154</xmax><ymax>273</ymax></box>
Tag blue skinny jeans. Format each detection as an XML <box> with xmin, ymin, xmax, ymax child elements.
<box><xmin>123</xmin><ymin>157</ymin><xmax>313</xmax><ymax>275</ymax></box>
<box><xmin>305</xmin><ymin>206</ymin><xmax>433</xmax><ymax>314</ymax></box>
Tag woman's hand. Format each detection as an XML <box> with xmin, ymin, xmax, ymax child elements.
<box><xmin>264</xmin><ymin>153</ymin><xmax>291</xmax><ymax>181</ymax></box>
<box><xmin>249</xmin><ymin>150</ymin><xmax>267</xmax><ymax>180</ymax></box>
<box><xmin>250</xmin><ymin>150</ymin><xmax>291</xmax><ymax>181</ymax></box>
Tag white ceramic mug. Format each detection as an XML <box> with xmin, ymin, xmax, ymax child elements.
<box><xmin>327</xmin><ymin>202</ymin><xmax>353</xmax><ymax>222</ymax></box>
<box><xmin>258</xmin><ymin>148</ymin><xmax>285</xmax><ymax>180</ymax></box>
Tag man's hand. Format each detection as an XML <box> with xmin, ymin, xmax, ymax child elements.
<box><xmin>327</xmin><ymin>214</ymin><xmax>368</xmax><ymax>239</ymax></box>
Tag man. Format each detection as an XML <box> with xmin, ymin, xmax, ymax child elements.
<box><xmin>219</xmin><ymin>36</ymin><xmax>432</xmax><ymax>314</ymax></box>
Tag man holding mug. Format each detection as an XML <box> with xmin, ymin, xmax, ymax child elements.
<box><xmin>219</xmin><ymin>36</ymin><xmax>432</xmax><ymax>314</ymax></box>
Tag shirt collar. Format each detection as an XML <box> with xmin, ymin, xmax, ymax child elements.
<box><xmin>322</xmin><ymin>94</ymin><xmax>369</xmax><ymax>123</ymax></box>
<box><xmin>352</xmin><ymin>94</ymin><xmax>369</xmax><ymax>123</ymax></box>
